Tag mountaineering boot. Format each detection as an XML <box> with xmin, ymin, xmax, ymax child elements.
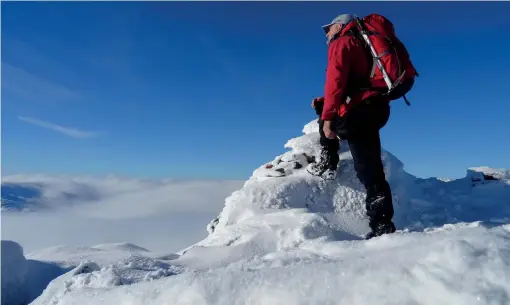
<box><xmin>307</xmin><ymin>148</ymin><xmax>337</xmax><ymax>179</ymax></box>
<box><xmin>307</xmin><ymin>148</ymin><xmax>329</xmax><ymax>176</ymax></box>
<box><xmin>364</xmin><ymin>180</ymin><xmax>396</xmax><ymax>239</ymax></box>
<box><xmin>365</xmin><ymin>220</ymin><xmax>396</xmax><ymax>240</ymax></box>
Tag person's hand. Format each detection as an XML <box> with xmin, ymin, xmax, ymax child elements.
<box><xmin>311</xmin><ymin>96</ymin><xmax>324</xmax><ymax>108</ymax></box>
<box><xmin>323</xmin><ymin>120</ymin><xmax>337</xmax><ymax>139</ymax></box>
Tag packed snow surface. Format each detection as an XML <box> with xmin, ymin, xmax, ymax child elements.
<box><xmin>8</xmin><ymin>119</ymin><xmax>510</xmax><ymax>305</ymax></box>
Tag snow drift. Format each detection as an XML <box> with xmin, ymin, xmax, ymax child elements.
<box><xmin>12</xmin><ymin>119</ymin><xmax>510</xmax><ymax>305</ymax></box>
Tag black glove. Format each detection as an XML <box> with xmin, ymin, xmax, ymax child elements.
<box><xmin>313</xmin><ymin>100</ymin><xmax>324</xmax><ymax>117</ymax></box>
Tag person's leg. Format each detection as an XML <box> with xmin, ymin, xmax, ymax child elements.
<box><xmin>347</xmin><ymin>131</ymin><xmax>395</xmax><ymax>235</ymax></box>
<box><xmin>319</xmin><ymin>119</ymin><xmax>340</xmax><ymax>170</ymax></box>
<box><xmin>319</xmin><ymin>129</ymin><xmax>340</xmax><ymax>179</ymax></box>
<box><xmin>336</xmin><ymin>99</ymin><xmax>395</xmax><ymax>237</ymax></box>
<box><xmin>308</xmin><ymin>105</ymin><xmax>340</xmax><ymax>177</ymax></box>
<box><xmin>309</xmin><ymin>118</ymin><xmax>340</xmax><ymax>173</ymax></box>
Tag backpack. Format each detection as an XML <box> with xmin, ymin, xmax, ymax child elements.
<box><xmin>353</xmin><ymin>14</ymin><xmax>418</xmax><ymax>105</ymax></box>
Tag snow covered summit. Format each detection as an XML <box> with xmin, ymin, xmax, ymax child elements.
<box><xmin>194</xmin><ymin>119</ymin><xmax>510</xmax><ymax>248</ymax></box>
<box><xmin>11</xmin><ymin>119</ymin><xmax>510</xmax><ymax>305</ymax></box>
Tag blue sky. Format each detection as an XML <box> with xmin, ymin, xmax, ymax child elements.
<box><xmin>2</xmin><ymin>1</ymin><xmax>509</xmax><ymax>180</ymax></box>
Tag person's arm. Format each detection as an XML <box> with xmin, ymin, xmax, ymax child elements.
<box><xmin>321</xmin><ymin>39</ymin><xmax>351</xmax><ymax>121</ymax></box>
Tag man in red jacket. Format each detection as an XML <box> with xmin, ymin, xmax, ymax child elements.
<box><xmin>307</xmin><ymin>13</ymin><xmax>396</xmax><ymax>239</ymax></box>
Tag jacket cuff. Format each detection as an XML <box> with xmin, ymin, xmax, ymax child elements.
<box><xmin>321</xmin><ymin>110</ymin><xmax>336</xmax><ymax>121</ymax></box>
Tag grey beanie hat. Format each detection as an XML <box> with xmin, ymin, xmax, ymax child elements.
<box><xmin>322</xmin><ymin>13</ymin><xmax>355</xmax><ymax>33</ymax></box>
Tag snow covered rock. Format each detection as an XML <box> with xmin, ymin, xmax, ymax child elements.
<box><xmin>1</xmin><ymin>240</ymin><xmax>29</xmax><ymax>305</ymax></box>
<box><xmin>199</xmin><ymin>119</ymin><xmax>510</xmax><ymax>250</ymax></box>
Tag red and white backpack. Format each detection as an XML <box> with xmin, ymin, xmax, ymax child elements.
<box><xmin>353</xmin><ymin>13</ymin><xmax>419</xmax><ymax>105</ymax></box>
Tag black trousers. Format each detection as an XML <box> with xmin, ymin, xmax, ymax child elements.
<box><xmin>316</xmin><ymin>99</ymin><xmax>394</xmax><ymax>225</ymax></box>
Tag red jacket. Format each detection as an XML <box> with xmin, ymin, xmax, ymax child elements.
<box><xmin>321</xmin><ymin>22</ymin><xmax>388</xmax><ymax>120</ymax></box>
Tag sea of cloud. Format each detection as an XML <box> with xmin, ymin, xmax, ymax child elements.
<box><xmin>1</xmin><ymin>174</ymin><xmax>244</xmax><ymax>254</ymax></box>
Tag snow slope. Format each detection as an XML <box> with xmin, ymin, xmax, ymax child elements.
<box><xmin>1</xmin><ymin>240</ymin><xmax>176</xmax><ymax>305</ymax></box>
<box><xmin>19</xmin><ymin>119</ymin><xmax>510</xmax><ymax>304</ymax></box>
<box><xmin>29</xmin><ymin>224</ymin><xmax>510</xmax><ymax>305</ymax></box>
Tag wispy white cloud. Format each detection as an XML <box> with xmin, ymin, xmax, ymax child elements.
<box><xmin>2</xmin><ymin>62</ymin><xmax>81</xmax><ymax>104</ymax></box>
<box><xmin>17</xmin><ymin>116</ymin><xmax>101</xmax><ymax>139</ymax></box>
